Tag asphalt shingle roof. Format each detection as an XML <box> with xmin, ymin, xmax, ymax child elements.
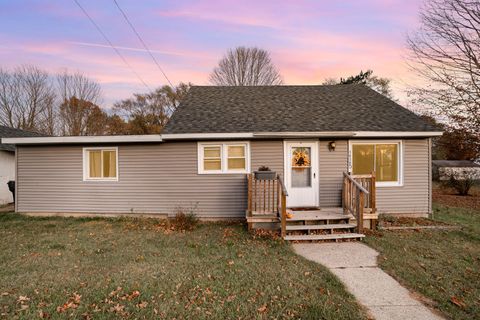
<box><xmin>163</xmin><ymin>84</ymin><xmax>439</xmax><ymax>134</ymax></box>
<box><xmin>0</xmin><ymin>125</ymin><xmax>43</xmax><ymax>151</ymax></box>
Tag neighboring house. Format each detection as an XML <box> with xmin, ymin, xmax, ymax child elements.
<box><xmin>432</xmin><ymin>160</ymin><xmax>480</xmax><ymax>181</ymax></box>
<box><xmin>4</xmin><ymin>85</ymin><xmax>442</xmax><ymax>239</ymax></box>
<box><xmin>0</xmin><ymin>125</ymin><xmax>42</xmax><ymax>205</ymax></box>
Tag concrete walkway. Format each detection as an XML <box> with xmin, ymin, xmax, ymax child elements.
<box><xmin>293</xmin><ymin>243</ymin><xmax>444</xmax><ymax>320</ymax></box>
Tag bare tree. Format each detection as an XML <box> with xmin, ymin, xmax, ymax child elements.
<box><xmin>57</xmin><ymin>70</ymin><xmax>102</xmax><ymax>104</ymax></box>
<box><xmin>209</xmin><ymin>47</ymin><xmax>283</xmax><ymax>86</ymax></box>
<box><xmin>56</xmin><ymin>70</ymin><xmax>103</xmax><ymax>135</ymax></box>
<box><xmin>0</xmin><ymin>65</ymin><xmax>55</xmax><ymax>131</ymax></box>
<box><xmin>407</xmin><ymin>0</ymin><xmax>480</xmax><ymax>133</ymax></box>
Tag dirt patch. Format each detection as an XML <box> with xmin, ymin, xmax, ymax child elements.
<box><xmin>380</xmin><ymin>216</ymin><xmax>450</xmax><ymax>228</ymax></box>
<box><xmin>432</xmin><ymin>184</ymin><xmax>479</xmax><ymax>210</ymax></box>
<box><xmin>0</xmin><ymin>203</ymin><xmax>14</xmax><ymax>213</ymax></box>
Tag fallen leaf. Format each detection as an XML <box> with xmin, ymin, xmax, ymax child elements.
<box><xmin>137</xmin><ymin>301</ymin><xmax>148</xmax><ymax>308</ymax></box>
<box><xmin>450</xmin><ymin>296</ymin><xmax>466</xmax><ymax>308</ymax></box>
<box><xmin>109</xmin><ymin>303</ymin><xmax>125</xmax><ymax>313</ymax></box>
<box><xmin>17</xmin><ymin>295</ymin><xmax>30</xmax><ymax>303</ymax></box>
<box><xmin>257</xmin><ymin>304</ymin><xmax>268</xmax><ymax>313</ymax></box>
<box><xmin>38</xmin><ymin>310</ymin><xmax>50</xmax><ymax>319</ymax></box>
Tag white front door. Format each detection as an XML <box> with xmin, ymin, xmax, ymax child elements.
<box><xmin>284</xmin><ymin>141</ymin><xmax>319</xmax><ymax>208</ymax></box>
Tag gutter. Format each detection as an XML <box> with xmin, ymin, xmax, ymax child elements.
<box><xmin>2</xmin><ymin>135</ymin><xmax>163</xmax><ymax>145</ymax></box>
<box><xmin>2</xmin><ymin>131</ymin><xmax>443</xmax><ymax>145</ymax></box>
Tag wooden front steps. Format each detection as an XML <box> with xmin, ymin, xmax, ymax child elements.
<box><xmin>286</xmin><ymin>223</ymin><xmax>357</xmax><ymax>231</ymax></box>
<box><xmin>284</xmin><ymin>233</ymin><xmax>365</xmax><ymax>241</ymax></box>
<box><xmin>283</xmin><ymin>208</ymin><xmax>364</xmax><ymax>242</ymax></box>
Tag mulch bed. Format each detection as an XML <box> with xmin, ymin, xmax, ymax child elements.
<box><xmin>432</xmin><ymin>187</ymin><xmax>480</xmax><ymax>210</ymax></box>
<box><xmin>380</xmin><ymin>216</ymin><xmax>450</xmax><ymax>228</ymax></box>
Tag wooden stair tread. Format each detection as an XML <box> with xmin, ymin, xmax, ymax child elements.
<box><xmin>286</xmin><ymin>223</ymin><xmax>356</xmax><ymax>231</ymax></box>
<box><xmin>246</xmin><ymin>217</ymin><xmax>279</xmax><ymax>223</ymax></box>
<box><xmin>284</xmin><ymin>233</ymin><xmax>365</xmax><ymax>241</ymax></box>
<box><xmin>287</xmin><ymin>214</ymin><xmax>353</xmax><ymax>221</ymax></box>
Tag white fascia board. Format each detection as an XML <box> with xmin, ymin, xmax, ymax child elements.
<box><xmin>253</xmin><ymin>131</ymin><xmax>356</xmax><ymax>137</ymax></box>
<box><xmin>161</xmin><ymin>132</ymin><xmax>254</xmax><ymax>140</ymax></box>
<box><xmin>2</xmin><ymin>135</ymin><xmax>163</xmax><ymax>145</ymax></box>
<box><xmin>161</xmin><ymin>131</ymin><xmax>443</xmax><ymax>140</ymax></box>
<box><xmin>353</xmin><ymin>131</ymin><xmax>443</xmax><ymax>137</ymax></box>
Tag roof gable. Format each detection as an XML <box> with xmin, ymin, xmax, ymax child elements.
<box><xmin>163</xmin><ymin>84</ymin><xmax>438</xmax><ymax>134</ymax></box>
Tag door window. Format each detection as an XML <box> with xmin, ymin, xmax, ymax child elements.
<box><xmin>291</xmin><ymin>147</ymin><xmax>311</xmax><ymax>187</ymax></box>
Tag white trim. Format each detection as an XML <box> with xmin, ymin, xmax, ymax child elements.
<box><xmin>197</xmin><ymin>141</ymin><xmax>250</xmax><ymax>174</ymax></box>
<box><xmin>83</xmin><ymin>147</ymin><xmax>119</xmax><ymax>182</ymax></box>
<box><xmin>3</xmin><ymin>135</ymin><xmax>162</xmax><ymax>145</ymax></box>
<box><xmin>255</xmin><ymin>131</ymin><xmax>355</xmax><ymax>137</ymax></box>
<box><xmin>348</xmin><ymin>140</ymin><xmax>403</xmax><ymax>187</ymax></box>
<box><xmin>2</xmin><ymin>131</ymin><xmax>443</xmax><ymax>145</ymax></box>
<box><xmin>164</xmin><ymin>131</ymin><xmax>442</xmax><ymax>140</ymax></box>
<box><xmin>163</xmin><ymin>133</ymin><xmax>254</xmax><ymax>140</ymax></box>
<box><xmin>283</xmin><ymin>140</ymin><xmax>320</xmax><ymax>207</ymax></box>
<box><xmin>353</xmin><ymin>131</ymin><xmax>442</xmax><ymax>137</ymax></box>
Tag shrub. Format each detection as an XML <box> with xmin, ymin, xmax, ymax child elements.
<box><xmin>442</xmin><ymin>171</ymin><xmax>478</xmax><ymax>196</ymax></box>
<box><xmin>170</xmin><ymin>205</ymin><xmax>199</xmax><ymax>231</ymax></box>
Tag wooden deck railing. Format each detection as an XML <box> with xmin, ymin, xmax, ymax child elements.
<box><xmin>247</xmin><ymin>174</ymin><xmax>288</xmax><ymax>235</ymax></box>
<box><xmin>342</xmin><ymin>172</ymin><xmax>376</xmax><ymax>233</ymax></box>
<box><xmin>277</xmin><ymin>175</ymin><xmax>288</xmax><ymax>238</ymax></box>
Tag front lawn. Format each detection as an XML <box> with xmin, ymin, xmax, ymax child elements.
<box><xmin>0</xmin><ymin>213</ymin><xmax>366</xmax><ymax>319</ymax></box>
<box><xmin>365</xmin><ymin>204</ymin><xmax>480</xmax><ymax>320</ymax></box>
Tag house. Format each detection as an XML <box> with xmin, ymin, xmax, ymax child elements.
<box><xmin>3</xmin><ymin>85</ymin><xmax>442</xmax><ymax>240</ymax></box>
<box><xmin>0</xmin><ymin>125</ymin><xmax>42</xmax><ymax>205</ymax></box>
<box><xmin>432</xmin><ymin>160</ymin><xmax>480</xmax><ymax>181</ymax></box>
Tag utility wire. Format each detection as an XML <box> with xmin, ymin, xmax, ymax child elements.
<box><xmin>113</xmin><ymin>0</ymin><xmax>174</xmax><ymax>87</ymax></box>
<box><xmin>73</xmin><ymin>0</ymin><xmax>151</xmax><ymax>90</ymax></box>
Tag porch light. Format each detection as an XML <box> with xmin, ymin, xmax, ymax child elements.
<box><xmin>328</xmin><ymin>141</ymin><xmax>336</xmax><ymax>151</ymax></box>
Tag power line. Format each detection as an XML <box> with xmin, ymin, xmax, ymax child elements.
<box><xmin>113</xmin><ymin>0</ymin><xmax>174</xmax><ymax>87</ymax></box>
<box><xmin>73</xmin><ymin>0</ymin><xmax>151</xmax><ymax>91</ymax></box>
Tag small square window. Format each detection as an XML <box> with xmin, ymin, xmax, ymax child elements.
<box><xmin>84</xmin><ymin>148</ymin><xmax>118</xmax><ymax>181</ymax></box>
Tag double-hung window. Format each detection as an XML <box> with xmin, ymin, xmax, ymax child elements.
<box><xmin>350</xmin><ymin>141</ymin><xmax>402</xmax><ymax>186</ymax></box>
<box><xmin>83</xmin><ymin>147</ymin><xmax>118</xmax><ymax>181</ymax></box>
<box><xmin>198</xmin><ymin>142</ymin><xmax>250</xmax><ymax>174</ymax></box>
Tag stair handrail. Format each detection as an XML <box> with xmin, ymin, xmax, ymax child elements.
<box><xmin>342</xmin><ymin>172</ymin><xmax>370</xmax><ymax>233</ymax></box>
<box><xmin>277</xmin><ymin>174</ymin><xmax>288</xmax><ymax>238</ymax></box>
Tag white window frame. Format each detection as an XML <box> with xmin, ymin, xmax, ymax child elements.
<box><xmin>83</xmin><ymin>147</ymin><xmax>119</xmax><ymax>181</ymax></box>
<box><xmin>348</xmin><ymin>140</ymin><xmax>403</xmax><ymax>187</ymax></box>
<box><xmin>198</xmin><ymin>142</ymin><xmax>250</xmax><ymax>174</ymax></box>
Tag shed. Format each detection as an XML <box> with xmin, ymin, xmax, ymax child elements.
<box><xmin>432</xmin><ymin>160</ymin><xmax>480</xmax><ymax>181</ymax></box>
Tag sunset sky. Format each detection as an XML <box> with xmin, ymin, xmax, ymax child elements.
<box><xmin>0</xmin><ymin>0</ymin><xmax>426</xmax><ymax>108</ymax></box>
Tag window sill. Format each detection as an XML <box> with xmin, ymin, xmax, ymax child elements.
<box><xmin>83</xmin><ymin>178</ymin><xmax>119</xmax><ymax>182</ymax></box>
<box><xmin>376</xmin><ymin>182</ymin><xmax>403</xmax><ymax>188</ymax></box>
<box><xmin>198</xmin><ymin>171</ymin><xmax>249</xmax><ymax>175</ymax></box>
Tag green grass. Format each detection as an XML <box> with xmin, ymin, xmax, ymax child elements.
<box><xmin>0</xmin><ymin>213</ymin><xmax>366</xmax><ymax>319</ymax></box>
<box><xmin>365</xmin><ymin>204</ymin><xmax>480</xmax><ymax>320</ymax></box>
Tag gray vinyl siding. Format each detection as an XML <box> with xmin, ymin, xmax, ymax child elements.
<box><xmin>317</xmin><ymin>138</ymin><xmax>431</xmax><ymax>214</ymax></box>
<box><xmin>16</xmin><ymin>140</ymin><xmax>282</xmax><ymax>218</ymax></box>
<box><xmin>251</xmin><ymin>140</ymin><xmax>284</xmax><ymax>177</ymax></box>
<box><xmin>319</xmin><ymin>140</ymin><xmax>348</xmax><ymax>207</ymax></box>
<box><xmin>16</xmin><ymin>138</ymin><xmax>431</xmax><ymax>217</ymax></box>
<box><xmin>376</xmin><ymin>139</ymin><xmax>430</xmax><ymax>214</ymax></box>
